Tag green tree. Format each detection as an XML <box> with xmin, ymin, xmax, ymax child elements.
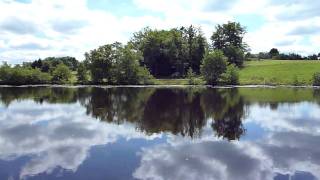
<box><xmin>269</xmin><ymin>48</ymin><xmax>279</xmax><ymax>58</ymax></box>
<box><xmin>211</xmin><ymin>22</ymin><xmax>247</xmax><ymax>67</ymax></box>
<box><xmin>313</xmin><ymin>72</ymin><xmax>320</xmax><ymax>86</ymax></box>
<box><xmin>223</xmin><ymin>45</ymin><xmax>245</xmax><ymax>67</ymax></box>
<box><xmin>201</xmin><ymin>50</ymin><xmax>227</xmax><ymax>85</ymax></box>
<box><xmin>186</xmin><ymin>67</ymin><xmax>196</xmax><ymax>85</ymax></box>
<box><xmin>77</xmin><ymin>62</ymin><xmax>88</xmax><ymax>83</ymax></box>
<box><xmin>85</xmin><ymin>42</ymin><xmax>121</xmax><ymax>83</ymax></box>
<box><xmin>130</xmin><ymin>26</ymin><xmax>207</xmax><ymax>77</ymax></box>
<box><xmin>182</xmin><ymin>26</ymin><xmax>207</xmax><ymax>74</ymax></box>
<box><xmin>221</xmin><ymin>64</ymin><xmax>239</xmax><ymax>85</ymax></box>
<box><xmin>114</xmin><ymin>45</ymin><xmax>154</xmax><ymax>85</ymax></box>
<box><xmin>52</xmin><ymin>64</ymin><xmax>72</xmax><ymax>84</ymax></box>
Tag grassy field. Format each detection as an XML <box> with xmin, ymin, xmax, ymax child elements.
<box><xmin>239</xmin><ymin>60</ymin><xmax>320</xmax><ymax>85</ymax></box>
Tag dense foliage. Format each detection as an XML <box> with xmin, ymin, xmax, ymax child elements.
<box><xmin>28</xmin><ymin>56</ymin><xmax>79</xmax><ymax>72</ymax></box>
<box><xmin>52</xmin><ymin>64</ymin><xmax>72</xmax><ymax>84</ymax></box>
<box><xmin>313</xmin><ymin>72</ymin><xmax>320</xmax><ymax>86</ymax></box>
<box><xmin>130</xmin><ymin>26</ymin><xmax>207</xmax><ymax>77</ymax></box>
<box><xmin>221</xmin><ymin>64</ymin><xmax>239</xmax><ymax>85</ymax></box>
<box><xmin>85</xmin><ymin>42</ymin><xmax>154</xmax><ymax>85</ymax></box>
<box><xmin>211</xmin><ymin>22</ymin><xmax>247</xmax><ymax>67</ymax></box>
<box><xmin>76</xmin><ymin>62</ymin><xmax>88</xmax><ymax>84</ymax></box>
<box><xmin>201</xmin><ymin>50</ymin><xmax>227</xmax><ymax>85</ymax></box>
<box><xmin>0</xmin><ymin>64</ymin><xmax>51</xmax><ymax>85</ymax></box>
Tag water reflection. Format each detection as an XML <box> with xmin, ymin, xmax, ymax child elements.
<box><xmin>0</xmin><ymin>87</ymin><xmax>319</xmax><ymax>180</ymax></box>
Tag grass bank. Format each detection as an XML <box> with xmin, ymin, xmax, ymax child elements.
<box><xmin>153</xmin><ymin>60</ymin><xmax>320</xmax><ymax>86</ymax></box>
<box><xmin>239</xmin><ymin>60</ymin><xmax>320</xmax><ymax>85</ymax></box>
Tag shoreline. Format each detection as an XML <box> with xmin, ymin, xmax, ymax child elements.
<box><xmin>0</xmin><ymin>84</ymin><xmax>319</xmax><ymax>89</ymax></box>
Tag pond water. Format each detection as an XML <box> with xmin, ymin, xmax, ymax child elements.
<box><xmin>0</xmin><ymin>86</ymin><xmax>319</xmax><ymax>180</ymax></box>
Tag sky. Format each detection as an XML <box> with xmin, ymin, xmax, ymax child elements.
<box><xmin>0</xmin><ymin>0</ymin><xmax>319</xmax><ymax>64</ymax></box>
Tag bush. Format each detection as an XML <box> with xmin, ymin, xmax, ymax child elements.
<box><xmin>113</xmin><ymin>46</ymin><xmax>155</xmax><ymax>85</ymax></box>
<box><xmin>221</xmin><ymin>64</ymin><xmax>239</xmax><ymax>85</ymax></box>
<box><xmin>201</xmin><ymin>50</ymin><xmax>227</xmax><ymax>85</ymax></box>
<box><xmin>136</xmin><ymin>66</ymin><xmax>155</xmax><ymax>85</ymax></box>
<box><xmin>77</xmin><ymin>63</ymin><xmax>88</xmax><ymax>84</ymax></box>
<box><xmin>0</xmin><ymin>65</ymin><xmax>51</xmax><ymax>85</ymax></box>
<box><xmin>187</xmin><ymin>67</ymin><xmax>197</xmax><ymax>85</ymax></box>
<box><xmin>313</xmin><ymin>72</ymin><xmax>320</xmax><ymax>86</ymax></box>
<box><xmin>52</xmin><ymin>64</ymin><xmax>72</xmax><ymax>84</ymax></box>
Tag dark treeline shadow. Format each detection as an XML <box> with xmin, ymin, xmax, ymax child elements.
<box><xmin>3</xmin><ymin>87</ymin><xmax>319</xmax><ymax>140</ymax></box>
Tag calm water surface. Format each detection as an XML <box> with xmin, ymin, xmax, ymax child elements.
<box><xmin>0</xmin><ymin>87</ymin><xmax>319</xmax><ymax>180</ymax></box>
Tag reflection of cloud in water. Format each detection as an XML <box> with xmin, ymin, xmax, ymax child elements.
<box><xmin>134</xmin><ymin>140</ymin><xmax>272</xmax><ymax>180</ymax></box>
<box><xmin>0</xmin><ymin>101</ymin><xmax>160</xmax><ymax>179</ymax></box>
<box><xmin>245</xmin><ymin>103</ymin><xmax>320</xmax><ymax>134</ymax></box>
<box><xmin>134</xmin><ymin>132</ymin><xmax>320</xmax><ymax>180</ymax></box>
<box><xmin>134</xmin><ymin>102</ymin><xmax>320</xmax><ymax>180</ymax></box>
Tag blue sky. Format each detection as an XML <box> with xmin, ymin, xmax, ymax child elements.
<box><xmin>0</xmin><ymin>0</ymin><xmax>320</xmax><ymax>63</ymax></box>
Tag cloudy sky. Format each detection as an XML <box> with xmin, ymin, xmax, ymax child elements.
<box><xmin>0</xmin><ymin>0</ymin><xmax>320</xmax><ymax>64</ymax></box>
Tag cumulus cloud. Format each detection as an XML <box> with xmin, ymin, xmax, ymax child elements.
<box><xmin>0</xmin><ymin>0</ymin><xmax>319</xmax><ymax>62</ymax></box>
<box><xmin>51</xmin><ymin>19</ymin><xmax>89</xmax><ymax>34</ymax></box>
<box><xmin>0</xmin><ymin>16</ymin><xmax>39</xmax><ymax>35</ymax></box>
<box><xmin>288</xmin><ymin>25</ymin><xmax>320</xmax><ymax>35</ymax></box>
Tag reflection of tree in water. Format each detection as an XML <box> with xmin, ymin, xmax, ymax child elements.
<box><xmin>140</xmin><ymin>88</ymin><xmax>205</xmax><ymax>138</ymax></box>
<box><xmin>0</xmin><ymin>87</ymin><xmax>80</xmax><ymax>106</ymax></box>
<box><xmin>84</xmin><ymin>87</ymin><xmax>155</xmax><ymax>123</ymax></box>
<box><xmin>201</xmin><ymin>89</ymin><xmax>246</xmax><ymax>140</ymax></box>
<box><xmin>0</xmin><ymin>86</ymin><xmax>248</xmax><ymax>140</ymax></box>
<box><xmin>314</xmin><ymin>89</ymin><xmax>320</xmax><ymax>106</ymax></box>
<box><xmin>85</xmin><ymin>87</ymin><xmax>246</xmax><ymax>139</ymax></box>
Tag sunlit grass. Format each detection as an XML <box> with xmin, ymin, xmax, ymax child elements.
<box><xmin>239</xmin><ymin>60</ymin><xmax>320</xmax><ymax>85</ymax></box>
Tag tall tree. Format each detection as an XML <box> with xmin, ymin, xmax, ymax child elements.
<box><xmin>77</xmin><ymin>62</ymin><xmax>88</xmax><ymax>83</ymax></box>
<box><xmin>85</xmin><ymin>42</ymin><xmax>121</xmax><ymax>83</ymax></box>
<box><xmin>182</xmin><ymin>26</ymin><xmax>207</xmax><ymax>74</ymax></box>
<box><xmin>211</xmin><ymin>22</ymin><xmax>247</xmax><ymax>67</ymax></box>
<box><xmin>269</xmin><ymin>48</ymin><xmax>280</xmax><ymax>58</ymax></box>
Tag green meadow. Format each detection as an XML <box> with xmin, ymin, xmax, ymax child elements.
<box><xmin>239</xmin><ymin>60</ymin><xmax>320</xmax><ymax>85</ymax></box>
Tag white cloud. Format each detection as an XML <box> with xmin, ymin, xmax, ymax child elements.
<box><xmin>0</xmin><ymin>0</ymin><xmax>319</xmax><ymax>64</ymax></box>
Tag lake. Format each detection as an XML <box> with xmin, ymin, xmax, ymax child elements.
<box><xmin>0</xmin><ymin>86</ymin><xmax>319</xmax><ymax>180</ymax></box>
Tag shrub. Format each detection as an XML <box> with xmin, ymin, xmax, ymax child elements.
<box><xmin>114</xmin><ymin>46</ymin><xmax>155</xmax><ymax>85</ymax></box>
<box><xmin>201</xmin><ymin>50</ymin><xmax>227</xmax><ymax>85</ymax></box>
<box><xmin>187</xmin><ymin>67</ymin><xmax>197</xmax><ymax>85</ymax></box>
<box><xmin>313</xmin><ymin>72</ymin><xmax>320</xmax><ymax>86</ymax></box>
<box><xmin>0</xmin><ymin>65</ymin><xmax>51</xmax><ymax>85</ymax></box>
<box><xmin>77</xmin><ymin>63</ymin><xmax>88</xmax><ymax>84</ymax></box>
<box><xmin>221</xmin><ymin>64</ymin><xmax>239</xmax><ymax>85</ymax></box>
<box><xmin>136</xmin><ymin>66</ymin><xmax>155</xmax><ymax>85</ymax></box>
<box><xmin>52</xmin><ymin>64</ymin><xmax>72</xmax><ymax>84</ymax></box>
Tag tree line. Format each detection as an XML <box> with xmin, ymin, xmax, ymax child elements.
<box><xmin>0</xmin><ymin>21</ymin><xmax>248</xmax><ymax>85</ymax></box>
<box><xmin>1</xmin><ymin>21</ymin><xmax>318</xmax><ymax>85</ymax></box>
<box><xmin>249</xmin><ymin>48</ymin><xmax>320</xmax><ymax>60</ymax></box>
